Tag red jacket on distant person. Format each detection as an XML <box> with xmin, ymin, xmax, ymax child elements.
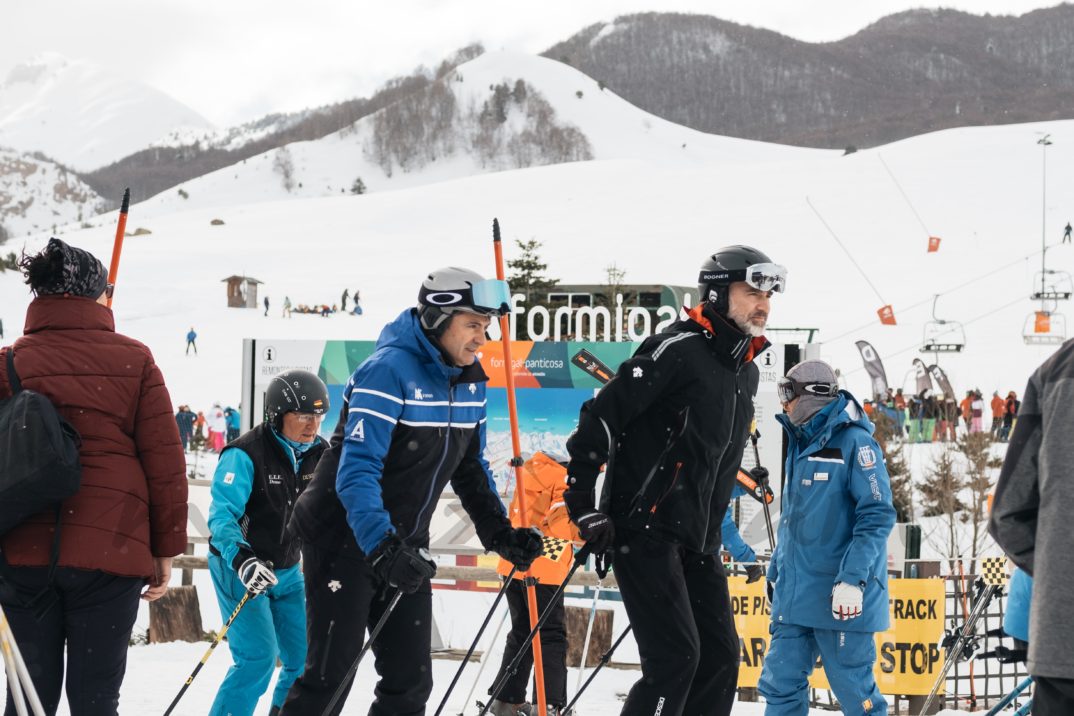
<box><xmin>0</xmin><ymin>296</ymin><xmax>188</xmax><ymax>579</ymax></box>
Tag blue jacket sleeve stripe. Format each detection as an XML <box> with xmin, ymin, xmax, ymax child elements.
<box><xmin>337</xmin><ymin>361</ymin><xmax>406</xmax><ymax>554</ymax></box>
<box><xmin>349</xmin><ymin>406</ymin><xmax>399</xmax><ymax>425</ymax></box>
<box><xmin>208</xmin><ymin>447</ymin><xmax>256</xmax><ymax>568</ymax></box>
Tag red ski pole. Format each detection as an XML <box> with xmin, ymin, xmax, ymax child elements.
<box><xmin>106</xmin><ymin>188</ymin><xmax>130</xmax><ymax>309</ymax></box>
<box><xmin>492</xmin><ymin>218</ymin><xmax>548</xmax><ymax>716</ymax></box>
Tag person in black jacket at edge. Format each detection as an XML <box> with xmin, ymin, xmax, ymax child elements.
<box><xmin>564</xmin><ymin>246</ymin><xmax>786</xmax><ymax>716</ymax></box>
<box><xmin>281</xmin><ymin>267</ymin><xmax>544</xmax><ymax>716</ymax></box>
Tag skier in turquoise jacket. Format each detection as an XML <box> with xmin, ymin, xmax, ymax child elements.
<box><xmin>759</xmin><ymin>360</ymin><xmax>895</xmax><ymax>716</ymax></box>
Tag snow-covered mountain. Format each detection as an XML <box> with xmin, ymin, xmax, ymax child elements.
<box><xmin>0</xmin><ymin>148</ymin><xmax>104</xmax><ymax>239</ymax></box>
<box><xmin>134</xmin><ymin>51</ymin><xmax>829</xmax><ymax>219</ymax></box>
<box><xmin>0</xmin><ymin>53</ymin><xmax>213</xmax><ymax>171</ymax></box>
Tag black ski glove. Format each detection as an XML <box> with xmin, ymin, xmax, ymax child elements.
<box><xmin>745</xmin><ymin>564</ymin><xmax>764</xmax><ymax>584</ymax></box>
<box><xmin>368</xmin><ymin>535</ymin><xmax>436</xmax><ymax>594</ymax></box>
<box><xmin>747</xmin><ymin>467</ymin><xmax>775</xmax><ymax>504</ymax></box>
<box><xmin>564</xmin><ymin>489</ymin><xmax>614</xmax><ymax>555</ymax></box>
<box><xmin>490</xmin><ymin>527</ymin><xmax>544</xmax><ymax>571</ymax></box>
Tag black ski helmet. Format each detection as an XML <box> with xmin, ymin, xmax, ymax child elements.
<box><xmin>697</xmin><ymin>245</ymin><xmax>784</xmax><ymax>315</ymax></box>
<box><xmin>417</xmin><ymin>266</ymin><xmax>507</xmax><ymax>333</ymax></box>
<box><xmin>264</xmin><ymin>369</ymin><xmax>330</xmax><ymax>428</ymax></box>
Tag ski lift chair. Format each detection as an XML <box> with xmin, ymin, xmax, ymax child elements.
<box><xmin>1030</xmin><ymin>270</ymin><xmax>1073</xmax><ymax>301</ymax></box>
<box><xmin>1023</xmin><ymin>310</ymin><xmax>1066</xmax><ymax>345</ymax></box>
<box><xmin>920</xmin><ymin>296</ymin><xmax>966</xmax><ymax>353</ymax></box>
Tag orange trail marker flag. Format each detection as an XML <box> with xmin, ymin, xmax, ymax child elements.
<box><xmin>877</xmin><ymin>305</ymin><xmax>897</xmax><ymax>326</ymax></box>
<box><xmin>927</xmin><ymin>236</ymin><xmax>941</xmax><ymax>253</ymax></box>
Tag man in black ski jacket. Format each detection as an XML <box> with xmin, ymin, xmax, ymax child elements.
<box><xmin>565</xmin><ymin>246</ymin><xmax>786</xmax><ymax>716</ymax></box>
<box><xmin>281</xmin><ymin>267</ymin><xmax>543</xmax><ymax>716</ymax></box>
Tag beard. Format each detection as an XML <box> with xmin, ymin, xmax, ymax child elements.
<box><xmin>727</xmin><ymin>302</ymin><xmax>767</xmax><ymax>337</ymax></box>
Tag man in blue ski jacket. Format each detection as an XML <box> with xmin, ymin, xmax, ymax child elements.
<box><xmin>207</xmin><ymin>369</ymin><xmax>329</xmax><ymax>716</ymax></box>
<box><xmin>282</xmin><ymin>267</ymin><xmax>543</xmax><ymax>716</ymax></box>
<box><xmin>759</xmin><ymin>360</ymin><xmax>895</xmax><ymax>716</ymax></box>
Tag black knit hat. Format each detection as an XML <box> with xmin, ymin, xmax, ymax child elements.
<box><xmin>30</xmin><ymin>238</ymin><xmax>108</xmax><ymax>298</ymax></box>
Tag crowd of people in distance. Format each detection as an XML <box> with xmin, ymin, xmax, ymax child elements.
<box><xmin>863</xmin><ymin>387</ymin><xmax>1021</xmax><ymax>443</ymax></box>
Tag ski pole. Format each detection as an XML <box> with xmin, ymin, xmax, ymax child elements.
<box><xmin>106</xmin><ymin>188</ymin><xmax>130</xmax><ymax>309</ymax></box>
<box><xmin>491</xmin><ymin>217</ymin><xmax>548</xmax><ymax>716</ymax></box>
<box><xmin>322</xmin><ymin>589</ymin><xmax>403</xmax><ymax>716</ymax></box>
<box><xmin>573</xmin><ymin>580</ymin><xmax>602</xmax><ymax>695</ymax></box>
<box><xmin>563</xmin><ymin>624</ymin><xmax>633</xmax><ymax>714</ymax></box>
<box><xmin>460</xmin><ymin>608</ymin><xmax>510</xmax><ymax>716</ymax></box>
<box><xmin>480</xmin><ymin>547</ymin><xmax>591</xmax><ymax>716</ymax></box>
<box><xmin>0</xmin><ymin>609</ymin><xmax>45</xmax><ymax>716</ymax></box>
<box><xmin>984</xmin><ymin>676</ymin><xmax>1033</xmax><ymax>716</ymax></box>
<box><xmin>918</xmin><ymin>583</ymin><xmax>999</xmax><ymax>716</ymax></box>
<box><xmin>750</xmin><ymin>430</ymin><xmax>776</xmax><ymax>551</ymax></box>
<box><xmin>163</xmin><ymin>590</ymin><xmax>253</xmax><ymax>716</ymax></box>
<box><xmin>433</xmin><ymin>568</ymin><xmax>517</xmax><ymax>716</ymax></box>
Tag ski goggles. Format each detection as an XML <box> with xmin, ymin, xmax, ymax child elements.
<box><xmin>419</xmin><ymin>278</ymin><xmax>512</xmax><ymax>315</ymax></box>
<box><xmin>698</xmin><ymin>262</ymin><xmax>788</xmax><ymax>294</ymax></box>
<box><xmin>776</xmin><ymin>377</ymin><xmax>839</xmax><ymax>404</ymax></box>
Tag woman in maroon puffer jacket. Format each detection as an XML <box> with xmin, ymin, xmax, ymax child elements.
<box><xmin>0</xmin><ymin>238</ymin><xmax>187</xmax><ymax>716</ymax></box>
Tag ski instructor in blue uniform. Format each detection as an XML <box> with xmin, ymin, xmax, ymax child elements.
<box><xmin>759</xmin><ymin>359</ymin><xmax>895</xmax><ymax>715</ymax></box>
<box><xmin>207</xmin><ymin>369</ymin><xmax>330</xmax><ymax>716</ymax></box>
<box><xmin>564</xmin><ymin>246</ymin><xmax>785</xmax><ymax>716</ymax></box>
<box><xmin>282</xmin><ymin>267</ymin><xmax>543</xmax><ymax>716</ymax></box>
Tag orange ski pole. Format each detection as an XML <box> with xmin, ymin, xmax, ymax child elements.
<box><xmin>106</xmin><ymin>188</ymin><xmax>130</xmax><ymax>309</ymax></box>
<box><xmin>492</xmin><ymin>218</ymin><xmax>548</xmax><ymax>716</ymax></box>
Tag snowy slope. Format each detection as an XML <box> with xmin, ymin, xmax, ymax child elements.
<box><xmin>0</xmin><ymin>148</ymin><xmax>105</xmax><ymax>237</ymax></box>
<box><xmin>134</xmin><ymin>51</ymin><xmax>832</xmax><ymax>219</ymax></box>
<box><xmin>4</xmin><ymin>115</ymin><xmax>1068</xmax><ymax>414</ymax></box>
<box><xmin>0</xmin><ymin>53</ymin><xmax>213</xmax><ymax>171</ymax></box>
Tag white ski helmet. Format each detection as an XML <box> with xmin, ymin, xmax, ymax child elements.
<box><xmin>417</xmin><ymin>267</ymin><xmax>511</xmax><ymax>332</ymax></box>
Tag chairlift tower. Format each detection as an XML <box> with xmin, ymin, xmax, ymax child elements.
<box><xmin>1024</xmin><ymin>134</ymin><xmax>1068</xmax><ymax>344</ymax></box>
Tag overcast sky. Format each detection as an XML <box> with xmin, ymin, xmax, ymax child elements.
<box><xmin>1</xmin><ymin>0</ymin><xmax>1065</xmax><ymax>126</ymax></box>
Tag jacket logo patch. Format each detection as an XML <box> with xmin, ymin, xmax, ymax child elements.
<box><xmin>857</xmin><ymin>446</ymin><xmax>877</xmax><ymax>468</ymax></box>
<box><xmin>267</xmin><ymin>474</ymin><xmax>282</xmax><ymax>485</ymax></box>
<box><xmin>223</xmin><ymin>472</ymin><xmax>235</xmax><ymax>485</ymax></box>
<box><xmin>802</xmin><ymin>478</ymin><xmax>812</xmax><ymax>486</ymax></box>
<box><xmin>814</xmin><ymin>472</ymin><xmax>828</xmax><ymax>481</ymax></box>
<box><xmin>414</xmin><ymin>387</ymin><xmax>427</xmax><ymax>399</ymax></box>
<box><xmin>632</xmin><ymin>366</ymin><xmax>644</xmax><ymax>378</ymax></box>
<box><xmin>351</xmin><ymin>418</ymin><xmax>365</xmax><ymax>441</ymax></box>
<box><xmin>328</xmin><ymin>579</ymin><xmax>342</xmax><ymax>592</ymax></box>
<box><xmin>468</xmin><ymin>383</ymin><xmax>477</xmax><ymax>394</ymax></box>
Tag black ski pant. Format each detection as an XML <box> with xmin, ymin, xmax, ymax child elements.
<box><xmin>1034</xmin><ymin>675</ymin><xmax>1074</xmax><ymax>716</ymax></box>
<box><xmin>612</xmin><ymin>530</ymin><xmax>739</xmax><ymax>716</ymax></box>
<box><xmin>280</xmin><ymin>541</ymin><xmax>433</xmax><ymax>716</ymax></box>
<box><xmin>488</xmin><ymin>579</ymin><xmax>568</xmax><ymax>707</ymax></box>
<box><xmin>0</xmin><ymin>566</ymin><xmax>142</xmax><ymax>716</ymax></box>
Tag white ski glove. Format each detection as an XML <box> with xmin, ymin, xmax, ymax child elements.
<box><xmin>237</xmin><ymin>557</ymin><xmax>278</xmax><ymax>595</ymax></box>
<box><xmin>831</xmin><ymin>581</ymin><xmax>863</xmax><ymax>621</ymax></box>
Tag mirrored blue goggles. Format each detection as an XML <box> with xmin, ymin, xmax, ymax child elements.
<box><xmin>469</xmin><ymin>279</ymin><xmax>512</xmax><ymax>315</ymax></box>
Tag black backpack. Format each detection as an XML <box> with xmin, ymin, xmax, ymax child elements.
<box><xmin>0</xmin><ymin>348</ymin><xmax>82</xmax><ymax>537</ymax></box>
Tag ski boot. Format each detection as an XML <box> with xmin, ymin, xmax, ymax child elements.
<box><xmin>488</xmin><ymin>700</ymin><xmax>529</xmax><ymax>716</ymax></box>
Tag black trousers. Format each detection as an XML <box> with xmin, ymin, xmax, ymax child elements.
<box><xmin>488</xmin><ymin>579</ymin><xmax>567</xmax><ymax>707</ymax></box>
<box><xmin>0</xmin><ymin>566</ymin><xmax>142</xmax><ymax>716</ymax></box>
<box><xmin>613</xmin><ymin>531</ymin><xmax>739</xmax><ymax>716</ymax></box>
<box><xmin>1034</xmin><ymin>675</ymin><xmax>1074</xmax><ymax>716</ymax></box>
<box><xmin>280</xmin><ymin>542</ymin><xmax>433</xmax><ymax>716</ymax></box>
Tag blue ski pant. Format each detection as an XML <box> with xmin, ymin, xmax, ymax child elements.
<box><xmin>208</xmin><ymin>554</ymin><xmax>307</xmax><ymax>716</ymax></box>
<box><xmin>758</xmin><ymin>623</ymin><xmax>887</xmax><ymax>716</ymax></box>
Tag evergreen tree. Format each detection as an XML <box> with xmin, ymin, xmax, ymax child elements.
<box><xmin>507</xmin><ymin>238</ymin><xmax>557</xmax><ymax>306</ymax></box>
<box><xmin>919</xmin><ymin>446</ymin><xmax>966</xmax><ymax>563</ymax></box>
<box><xmin>957</xmin><ymin>431</ymin><xmax>1003</xmax><ymax>572</ymax></box>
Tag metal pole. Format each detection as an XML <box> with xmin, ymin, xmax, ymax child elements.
<box><xmin>0</xmin><ymin>606</ymin><xmax>47</xmax><ymax>716</ymax></box>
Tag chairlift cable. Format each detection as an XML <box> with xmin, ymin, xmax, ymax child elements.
<box><xmin>878</xmin><ymin>154</ymin><xmax>931</xmax><ymax>237</ymax></box>
<box><xmin>827</xmin><ymin>248</ymin><xmax>1048</xmax><ymax>345</ymax></box>
<box><xmin>842</xmin><ymin>295</ymin><xmax>1026</xmax><ymax>376</ymax></box>
<box><xmin>806</xmin><ymin>197</ymin><xmax>888</xmax><ymax>305</ymax></box>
